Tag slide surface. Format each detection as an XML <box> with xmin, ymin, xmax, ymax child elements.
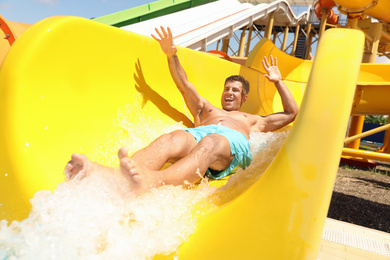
<box><xmin>0</xmin><ymin>16</ymin><xmax>365</xmax><ymax>258</ymax></box>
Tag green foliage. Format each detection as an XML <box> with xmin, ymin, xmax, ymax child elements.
<box><xmin>364</xmin><ymin>115</ymin><xmax>389</xmax><ymax>125</ymax></box>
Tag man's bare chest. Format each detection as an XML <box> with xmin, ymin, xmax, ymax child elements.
<box><xmin>199</xmin><ymin>107</ymin><xmax>252</xmax><ymax>125</ymax></box>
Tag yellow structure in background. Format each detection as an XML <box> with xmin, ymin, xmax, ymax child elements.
<box><xmin>0</xmin><ymin>15</ymin><xmax>367</xmax><ymax>258</ymax></box>
<box><xmin>334</xmin><ymin>0</ymin><xmax>390</xmax><ymax>23</ymax></box>
<box><xmin>0</xmin><ymin>14</ymin><xmax>30</xmax><ymax>65</ymax></box>
<box><xmin>330</xmin><ymin>0</ymin><xmax>390</xmax><ymax>158</ymax></box>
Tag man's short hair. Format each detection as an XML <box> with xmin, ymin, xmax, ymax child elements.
<box><xmin>225</xmin><ymin>75</ymin><xmax>250</xmax><ymax>95</ymax></box>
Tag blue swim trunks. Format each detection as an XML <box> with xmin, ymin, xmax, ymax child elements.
<box><xmin>183</xmin><ymin>124</ymin><xmax>252</xmax><ymax>179</ymax></box>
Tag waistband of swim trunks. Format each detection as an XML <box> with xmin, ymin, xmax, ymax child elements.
<box><xmin>205</xmin><ymin>124</ymin><xmax>249</xmax><ymax>144</ymax></box>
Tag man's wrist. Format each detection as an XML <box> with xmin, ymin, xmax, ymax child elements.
<box><xmin>166</xmin><ymin>52</ymin><xmax>177</xmax><ymax>58</ymax></box>
<box><xmin>273</xmin><ymin>79</ymin><xmax>283</xmax><ymax>84</ymax></box>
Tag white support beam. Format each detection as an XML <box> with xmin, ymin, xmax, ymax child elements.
<box><xmin>240</xmin><ymin>0</ymin><xmax>313</xmax><ymax>6</ymax></box>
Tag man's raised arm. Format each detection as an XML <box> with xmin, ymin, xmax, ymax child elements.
<box><xmin>256</xmin><ymin>55</ymin><xmax>299</xmax><ymax>132</ymax></box>
<box><xmin>151</xmin><ymin>26</ymin><xmax>204</xmax><ymax>118</ymax></box>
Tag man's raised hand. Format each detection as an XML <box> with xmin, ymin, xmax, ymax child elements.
<box><xmin>262</xmin><ymin>55</ymin><xmax>282</xmax><ymax>83</ymax></box>
<box><xmin>151</xmin><ymin>26</ymin><xmax>177</xmax><ymax>57</ymax></box>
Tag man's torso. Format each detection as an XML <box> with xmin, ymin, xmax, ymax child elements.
<box><xmin>193</xmin><ymin>99</ymin><xmax>261</xmax><ymax>139</ymax></box>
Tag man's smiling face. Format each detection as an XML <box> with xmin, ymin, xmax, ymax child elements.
<box><xmin>221</xmin><ymin>81</ymin><xmax>248</xmax><ymax>111</ymax></box>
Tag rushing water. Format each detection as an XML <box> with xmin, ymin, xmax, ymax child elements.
<box><xmin>0</xmin><ymin>126</ymin><xmax>288</xmax><ymax>259</ymax></box>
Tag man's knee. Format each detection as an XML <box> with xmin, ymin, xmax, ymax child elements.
<box><xmin>157</xmin><ymin>130</ymin><xmax>196</xmax><ymax>156</ymax></box>
<box><xmin>197</xmin><ymin>134</ymin><xmax>230</xmax><ymax>154</ymax></box>
<box><xmin>196</xmin><ymin>134</ymin><xmax>232</xmax><ymax>168</ymax></box>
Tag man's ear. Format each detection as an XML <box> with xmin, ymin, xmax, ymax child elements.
<box><xmin>242</xmin><ymin>94</ymin><xmax>248</xmax><ymax>103</ymax></box>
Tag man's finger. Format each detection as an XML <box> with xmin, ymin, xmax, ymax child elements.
<box><xmin>161</xmin><ymin>26</ymin><xmax>168</xmax><ymax>38</ymax></box>
<box><xmin>151</xmin><ymin>34</ymin><xmax>159</xmax><ymax>41</ymax></box>
<box><xmin>167</xmin><ymin>27</ymin><xmax>173</xmax><ymax>39</ymax></box>
<box><xmin>154</xmin><ymin>27</ymin><xmax>163</xmax><ymax>39</ymax></box>
<box><xmin>263</xmin><ymin>56</ymin><xmax>270</xmax><ymax>67</ymax></box>
<box><xmin>270</xmin><ymin>55</ymin><xmax>274</xmax><ymax>66</ymax></box>
<box><xmin>275</xmin><ymin>56</ymin><xmax>278</xmax><ymax>67</ymax></box>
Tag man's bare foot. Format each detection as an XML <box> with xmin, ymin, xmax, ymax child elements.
<box><xmin>118</xmin><ymin>147</ymin><xmax>157</xmax><ymax>195</ymax></box>
<box><xmin>64</xmin><ymin>153</ymin><xmax>91</xmax><ymax>180</ymax></box>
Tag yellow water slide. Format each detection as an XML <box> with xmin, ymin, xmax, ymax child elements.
<box><xmin>333</xmin><ymin>0</ymin><xmax>390</xmax><ymax>23</ymax></box>
<box><xmin>333</xmin><ymin>0</ymin><xmax>390</xmax><ymax>53</ymax></box>
<box><xmin>250</xmin><ymin>37</ymin><xmax>390</xmax><ymax>117</ymax></box>
<box><xmin>0</xmin><ymin>17</ymin><xmax>365</xmax><ymax>258</ymax></box>
<box><xmin>0</xmin><ymin>14</ymin><xmax>31</xmax><ymax>65</ymax></box>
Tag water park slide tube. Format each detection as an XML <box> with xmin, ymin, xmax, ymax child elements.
<box><xmin>0</xmin><ymin>16</ymin><xmax>364</xmax><ymax>258</ymax></box>
<box><xmin>251</xmin><ymin>39</ymin><xmax>390</xmax><ymax>118</ymax></box>
<box><xmin>333</xmin><ymin>0</ymin><xmax>390</xmax><ymax>23</ymax></box>
<box><xmin>0</xmin><ymin>14</ymin><xmax>30</xmax><ymax>65</ymax></box>
<box><xmin>123</xmin><ymin>0</ymin><xmax>310</xmax><ymax>50</ymax></box>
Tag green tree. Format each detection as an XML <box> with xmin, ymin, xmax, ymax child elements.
<box><xmin>364</xmin><ymin>115</ymin><xmax>389</xmax><ymax>124</ymax></box>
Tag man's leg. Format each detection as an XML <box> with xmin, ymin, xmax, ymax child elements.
<box><xmin>119</xmin><ymin>134</ymin><xmax>233</xmax><ymax>194</ymax></box>
<box><xmin>130</xmin><ymin>130</ymin><xmax>198</xmax><ymax>170</ymax></box>
<box><xmin>64</xmin><ymin>153</ymin><xmax>117</xmax><ymax>180</ymax></box>
<box><xmin>64</xmin><ymin>130</ymin><xmax>197</xmax><ymax>179</ymax></box>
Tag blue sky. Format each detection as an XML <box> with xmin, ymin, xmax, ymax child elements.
<box><xmin>0</xmin><ymin>0</ymin><xmax>156</xmax><ymax>24</ymax></box>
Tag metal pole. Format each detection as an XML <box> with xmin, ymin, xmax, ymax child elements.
<box><xmin>343</xmin><ymin>148</ymin><xmax>390</xmax><ymax>162</ymax></box>
<box><xmin>216</xmin><ymin>39</ymin><xmax>221</xmax><ymax>51</ymax></box>
<box><xmin>304</xmin><ymin>23</ymin><xmax>312</xmax><ymax>59</ymax></box>
<box><xmin>362</xmin><ymin>22</ymin><xmax>382</xmax><ymax>63</ymax></box>
<box><xmin>381</xmin><ymin>116</ymin><xmax>390</xmax><ymax>153</ymax></box>
<box><xmin>344</xmin><ymin>123</ymin><xmax>390</xmax><ymax>144</ymax></box>
<box><xmin>348</xmin><ymin>22</ymin><xmax>383</xmax><ymax>149</ymax></box>
<box><xmin>245</xmin><ymin>25</ymin><xmax>253</xmax><ymax>57</ymax></box>
<box><xmin>281</xmin><ymin>26</ymin><xmax>289</xmax><ymax>52</ymax></box>
<box><xmin>221</xmin><ymin>38</ymin><xmax>230</xmax><ymax>54</ymax></box>
<box><xmin>264</xmin><ymin>13</ymin><xmax>274</xmax><ymax>39</ymax></box>
<box><xmin>291</xmin><ymin>25</ymin><xmax>300</xmax><ymax>56</ymax></box>
<box><xmin>350</xmin><ymin>17</ymin><xmax>359</xmax><ymax>29</ymax></box>
<box><xmin>272</xmin><ymin>31</ymin><xmax>277</xmax><ymax>44</ymax></box>
<box><xmin>382</xmin><ymin>30</ymin><xmax>390</xmax><ymax>41</ymax></box>
<box><xmin>347</xmin><ymin>116</ymin><xmax>365</xmax><ymax>149</ymax></box>
<box><xmin>238</xmin><ymin>27</ymin><xmax>247</xmax><ymax>57</ymax></box>
<box><xmin>319</xmin><ymin>10</ymin><xmax>328</xmax><ymax>39</ymax></box>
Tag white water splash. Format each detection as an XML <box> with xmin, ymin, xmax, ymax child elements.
<box><xmin>0</xmin><ymin>127</ymin><xmax>288</xmax><ymax>259</ymax></box>
<box><xmin>0</xmin><ymin>170</ymin><xmax>215</xmax><ymax>259</ymax></box>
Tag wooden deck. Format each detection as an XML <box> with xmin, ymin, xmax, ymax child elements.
<box><xmin>318</xmin><ymin>218</ymin><xmax>390</xmax><ymax>259</ymax></box>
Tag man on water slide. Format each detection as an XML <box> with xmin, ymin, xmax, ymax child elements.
<box><xmin>65</xmin><ymin>26</ymin><xmax>299</xmax><ymax>194</ymax></box>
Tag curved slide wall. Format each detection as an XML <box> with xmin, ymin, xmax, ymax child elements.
<box><xmin>0</xmin><ymin>14</ymin><xmax>31</xmax><ymax>65</ymax></box>
<box><xmin>333</xmin><ymin>0</ymin><xmax>390</xmax><ymax>23</ymax></box>
<box><xmin>0</xmin><ymin>17</ymin><xmax>364</xmax><ymax>258</ymax></box>
<box><xmin>248</xmin><ymin>37</ymin><xmax>390</xmax><ymax>116</ymax></box>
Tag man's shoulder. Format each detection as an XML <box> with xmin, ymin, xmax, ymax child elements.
<box><xmin>201</xmin><ymin>98</ymin><xmax>219</xmax><ymax>109</ymax></box>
